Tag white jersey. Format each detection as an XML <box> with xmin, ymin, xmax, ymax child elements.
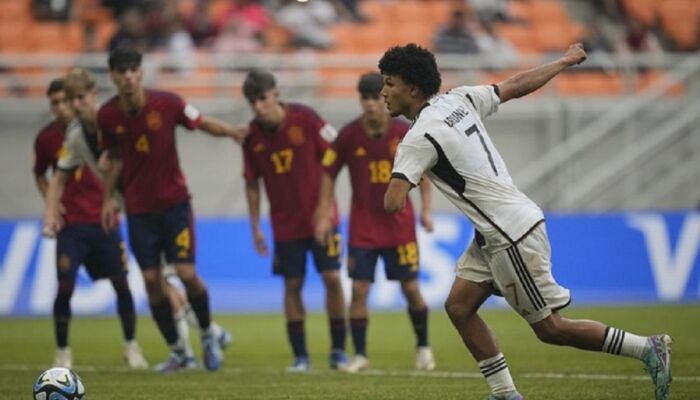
<box><xmin>57</xmin><ymin>119</ymin><xmax>102</xmax><ymax>177</ymax></box>
<box><xmin>392</xmin><ymin>85</ymin><xmax>543</xmax><ymax>252</ymax></box>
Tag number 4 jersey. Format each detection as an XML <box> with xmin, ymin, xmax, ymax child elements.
<box><xmin>98</xmin><ymin>90</ymin><xmax>201</xmax><ymax>214</ymax></box>
<box><xmin>392</xmin><ymin>85</ymin><xmax>544</xmax><ymax>253</ymax></box>
<box><xmin>323</xmin><ymin>118</ymin><xmax>417</xmax><ymax>249</ymax></box>
<box><xmin>243</xmin><ymin>103</ymin><xmax>339</xmax><ymax>241</ymax></box>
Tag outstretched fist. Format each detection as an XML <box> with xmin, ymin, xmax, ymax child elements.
<box><xmin>562</xmin><ymin>43</ymin><xmax>587</xmax><ymax>67</ymax></box>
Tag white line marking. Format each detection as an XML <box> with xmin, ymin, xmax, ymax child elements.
<box><xmin>2</xmin><ymin>364</ymin><xmax>698</xmax><ymax>383</ymax></box>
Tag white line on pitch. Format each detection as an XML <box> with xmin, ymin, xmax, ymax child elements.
<box><xmin>2</xmin><ymin>364</ymin><xmax>699</xmax><ymax>383</ymax></box>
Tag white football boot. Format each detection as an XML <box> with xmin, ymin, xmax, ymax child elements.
<box><xmin>415</xmin><ymin>346</ymin><xmax>436</xmax><ymax>371</ymax></box>
<box><xmin>53</xmin><ymin>347</ymin><xmax>72</xmax><ymax>369</ymax></box>
<box><xmin>123</xmin><ymin>341</ymin><xmax>149</xmax><ymax>369</ymax></box>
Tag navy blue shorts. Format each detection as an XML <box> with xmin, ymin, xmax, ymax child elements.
<box><xmin>348</xmin><ymin>241</ymin><xmax>420</xmax><ymax>282</ymax></box>
<box><xmin>273</xmin><ymin>230</ymin><xmax>342</xmax><ymax>278</ymax></box>
<box><xmin>127</xmin><ymin>201</ymin><xmax>195</xmax><ymax>270</ymax></box>
<box><xmin>56</xmin><ymin>223</ymin><xmax>128</xmax><ymax>281</ymax></box>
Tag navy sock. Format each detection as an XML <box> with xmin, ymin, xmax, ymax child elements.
<box><xmin>329</xmin><ymin>318</ymin><xmax>346</xmax><ymax>351</ymax></box>
<box><xmin>186</xmin><ymin>290</ymin><xmax>211</xmax><ymax>331</ymax></box>
<box><xmin>111</xmin><ymin>277</ymin><xmax>136</xmax><ymax>341</ymax></box>
<box><xmin>149</xmin><ymin>298</ymin><xmax>178</xmax><ymax>345</ymax></box>
<box><xmin>350</xmin><ymin>317</ymin><xmax>368</xmax><ymax>356</ymax></box>
<box><xmin>408</xmin><ymin>307</ymin><xmax>429</xmax><ymax>347</ymax></box>
<box><xmin>53</xmin><ymin>280</ymin><xmax>75</xmax><ymax>348</ymax></box>
<box><xmin>286</xmin><ymin>320</ymin><xmax>308</xmax><ymax>358</ymax></box>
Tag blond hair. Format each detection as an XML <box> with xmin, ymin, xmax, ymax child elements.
<box><xmin>64</xmin><ymin>68</ymin><xmax>96</xmax><ymax>98</ymax></box>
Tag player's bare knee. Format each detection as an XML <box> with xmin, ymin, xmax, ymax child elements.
<box><xmin>532</xmin><ymin>315</ymin><xmax>566</xmax><ymax>345</ymax></box>
<box><xmin>444</xmin><ymin>296</ymin><xmax>466</xmax><ymax>321</ymax></box>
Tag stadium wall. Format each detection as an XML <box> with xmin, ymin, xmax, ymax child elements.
<box><xmin>1</xmin><ymin>211</ymin><xmax>699</xmax><ymax>316</ymax></box>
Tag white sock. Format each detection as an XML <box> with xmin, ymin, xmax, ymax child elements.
<box><xmin>478</xmin><ymin>353</ymin><xmax>517</xmax><ymax>396</ymax></box>
<box><xmin>174</xmin><ymin>310</ymin><xmax>194</xmax><ymax>357</ymax></box>
<box><xmin>602</xmin><ymin>327</ymin><xmax>647</xmax><ymax>360</ymax></box>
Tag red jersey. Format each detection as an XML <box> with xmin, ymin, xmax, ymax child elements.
<box><xmin>323</xmin><ymin>118</ymin><xmax>417</xmax><ymax>248</ymax></box>
<box><xmin>33</xmin><ymin>121</ymin><xmax>104</xmax><ymax>225</ymax></box>
<box><xmin>98</xmin><ymin>90</ymin><xmax>202</xmax><ymax>214</ymax></box>
<box><xmin>243</xmin><ymin>103</ymin><xmax>339</xmax><ymax>241</ymax></box>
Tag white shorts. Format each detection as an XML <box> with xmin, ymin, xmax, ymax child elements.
<box><xmin>456</xmin><ymin>223</ymin><xmax>570</xmax><ymax>324</ymax></box>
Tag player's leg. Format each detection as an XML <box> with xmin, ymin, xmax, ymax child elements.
<box><xmin>52</xmin><ymin>225</ymin><xmax>86</xmax><ymax>368</ymax></box>
<box><xmin>163</xmin><ymin>201</ymin><xmax>231</xmax><ymax>371</ymax></box>
<box><xmin>312</xmin><ymin>232</ymin><xmax>348</xmax><ymax>370</ymax></box>
<box><xmin>506</xmin><ymin>224</ymin><xmax>672</xmax><ymax>399</ymax></box>
<box><xmin>447</xmin><ymin>240</ymin><xmax>522</xmax><ymax>400</ymax></box>
<box><xmin>127</xmin><ymin>212</ymin><xmax>183</xmax><ymax>372</ymax></box>
<box><xmin>275</xmin><ymin>238</ymin><xmax>310</xmax><ymax>371</ymax></box>
<box><xmin>87</xmin><ymin>225</ymin><xmax>148</xmax><ymax>368</ymax></box>
<box><xmin>385</xmin><ymin>242</ymin><xmax>435</xmax><ymax>371</ymax></box>
<box><xmin>346</xmin><ymin>247</ymin><xmax>377</xmax><ymax>367</ymax></box>
<box><xmin>164</xmin><ymin>276</ymin><xmax>197</xmax><ymax>368</ymax></box>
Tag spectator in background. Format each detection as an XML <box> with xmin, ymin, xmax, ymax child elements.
<box><xmin>332</xmin><ymin>0</ymin><xmax>368</xmax><ymax>23</ymax></box>
<box><xmin>580</xmin><ymin>19</ymin><xmax>617</xmax><ymax>72</ymax></box>
<box><xmin>159</xmin><ymin>2</ymin><xmax>196</xmax><ymax>74</ymax></box>
<box><xmin>184</xmin><ymin>0</ymin><xmax>219</xmax><ymax>47</ymax></box>
<box><xmin>468</xmin><ymin>0</ymin><xmax>517</xmax><ymax>23</ymax></box>
<box><xmin>213</xmin><ymin>15</ymin><xmax>263</xmax><ymax>53</ymax></box>
<box><xmin>108</xmin><ymin>7</ymin><xmax>149</xmax><ymax>52</ymax></box>
<box><xmin>33</xmin><ymin>0</ymin><xmax>72</xmax><ymax>21</ymax></box>
<box><xmin>217</xmin><ymin>0</ymin><xmax>270</xmax><ymax>36</ymax></box>
<box><xmin>276</xmin><ymin>0</ymin><xmax>338</xmax><ymax>50</ymax></box>
<box><xmin>617</xmin><ymin>18</ymin><xmax>663</xmax><ymax>55</ymax></box>
<box><xmin>475</xmin><ymin>20</ymin><xmax>518</xmax><ymax>65</ymax></box>
<box><xmin>433</xmin><ymin>8</ymin><xmax>480</xmax><ymax>54</ymax></box>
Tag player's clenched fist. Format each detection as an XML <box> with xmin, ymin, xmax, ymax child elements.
<box><xmin>562</xmin><ymin>43</ymin><xmax>587</xmax><ymax>66</ymax></box>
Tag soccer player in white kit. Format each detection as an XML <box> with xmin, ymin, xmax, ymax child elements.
<box><xmin>380</xmin><ymin>43</ymin><xmax>672</xmax><ymax>400</ymax></box>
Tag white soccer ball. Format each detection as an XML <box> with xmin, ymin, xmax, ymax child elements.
<box><xmin>33</xmin><ymin>367</ymin><xmax>85</xmax><ymax>400</ymax></box>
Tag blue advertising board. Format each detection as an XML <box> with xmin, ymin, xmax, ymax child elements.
<box><xmin>0</xmin><ymin>212</ymin><xmax>698</xmax><ymax>316</ymax></box>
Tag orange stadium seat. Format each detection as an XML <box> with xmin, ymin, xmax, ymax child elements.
<box><xmin>0</xmin><ymin>21</ymin><xmax>29</xmax><ymax>52</ymax></box>
<box><xmin>620</xmin><ymin>0</ymin><xmax>657</xmax><ymax>26</ymax></box>
<box><xmin>657</xmin><ymin>0</ymin><xmax>700</xmax><ymax>50</ymax></box>
<box><xmin>533</xmin><ymin>23</ymin><xmax>585</xmax><ymax>52</ymax></box>
<box><xmin>554</xmin><ymin>72</ymin><xmax>624</xmax><ymax>96</ymax></box>
<box><xmin>529</xmin><ymin>0</ymin><xmax>569</xmax><ymax>22</ymax></box>
<box><xmin>494</xmin><ymin>24</ymin><xmax>537</xmax><ymax>53</ymax></box>
<box><xmin>0</xmin><ymin>0</ymin><xmax>31</xmax><ymax>21</ymax></box>
<box><xmin>634</xmin><ymin>70</ymin><xmax>685</xmax><ymax>96</ymax></box>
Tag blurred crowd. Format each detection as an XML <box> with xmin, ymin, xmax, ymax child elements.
<box><xmin>30</xmin><ymin>0</ymin><xmax>700</xmax><ymax>57</ymax></box>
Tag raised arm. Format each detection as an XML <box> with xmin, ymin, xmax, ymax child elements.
<box><xmin>497</xmin><ymin>43</ymin><xmax>587</xmax><ymax>103</ymax></box>
<box><xmin>314</xmin><ymin>172</ymin><xmax>336</xmax><ymax>244</ymax></box>
<box><xmin>43</xmin><ymin>169</ymin><xmax>69</xmax><ymax>237</ymax></box>
<box><xmin>100</xmin><ymin>148</ymin><xmax>123</xmax><ymax>232</ymax></box>
<box><xmin>245</xmin><ymin>179</ymin><xmax>268</xmax><ymax>256</ymax></box>
<box><xmin>198</xmin><ymin>116</ymin><xmax>249</xmax><ymax>144</ymax></box>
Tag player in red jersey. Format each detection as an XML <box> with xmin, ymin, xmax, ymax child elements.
<box><xmin>98</xmin><ymin>45</ymin><xmax>244</xmax><ymax>372</ymax></box>
<box><xmin>315</xmin><ymin>72</ymin><xmax>436</xmax><ymax>372</ymax></box>
<box><xmin>35</xmin><ymin>77</ymin><xmax>147</xmax><ymax>370</ymax></box>
<box><xmin>242</xmin><ymin>69</ymin><xmax>348</xmax><ymax>372</ymax></box>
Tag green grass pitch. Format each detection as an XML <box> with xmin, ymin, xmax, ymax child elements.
<box><xmin>2</xmin><ymin>305</ymin><xmax>699</xmax><ymax>399</ymax></box>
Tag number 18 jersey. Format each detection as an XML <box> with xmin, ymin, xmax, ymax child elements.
<box><xmin>392</xmin><ymin>85</ymin><xmax>544</xmax><ymax>253</ymax></box>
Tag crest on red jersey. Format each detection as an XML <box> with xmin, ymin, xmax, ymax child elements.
<box><xmin>147</xmin><ymin>111</ymin><xmax>162</xmax><ymax>131</ymax></box>
<box><xmin>116</xmin><ymin>125</ymin><xmax>125</xmax><ymax>135</ymax></box>
<box><xmin>287</xmin><ymin>126</ymin><xmax>305</xmax><ymax>146</ymax></box>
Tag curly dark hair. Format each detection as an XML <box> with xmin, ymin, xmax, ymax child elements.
<box><xmin>378</xmin><ymin>44</ymin><xmax>441</xmax><ymax>98</ymax></box>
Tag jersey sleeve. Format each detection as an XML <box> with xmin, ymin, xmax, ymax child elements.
<box><xmin>448</xmin><ymin>85</ymin><xmax>500</xmax><ymax>120</ymax></box>
<box><xmin>391</xmin><ymin>130</ymin><xmax>437</xmax><ymax>186</ymax></box>
<box><xmin>175</xmin><ymin>94</ymin><xmax>203</xmax><ymax>130</ymax></box>
<box><xmin>57</xmin><ymin>121</ymin><xmax>83</xmax><ymax>171</ymax></box>
<box><xmin>304</xmin><ymin>107</ymin><xmax>338</xmax><ymax>160</ymax></box>
<box><xmin>321</xmin><ymin>130</ymin><xmax>346</xmax><ymax>178</ymax></box>
<box><xmin>33</xmin><ymin>135</ymin><xmax>50</xmax><ymax>176</ymax></box>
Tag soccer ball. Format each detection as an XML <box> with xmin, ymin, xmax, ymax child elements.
<box><xmin>33</xmin><ymin>367</ymin><xmax>85</xmax><ymax>400</ymax></box>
